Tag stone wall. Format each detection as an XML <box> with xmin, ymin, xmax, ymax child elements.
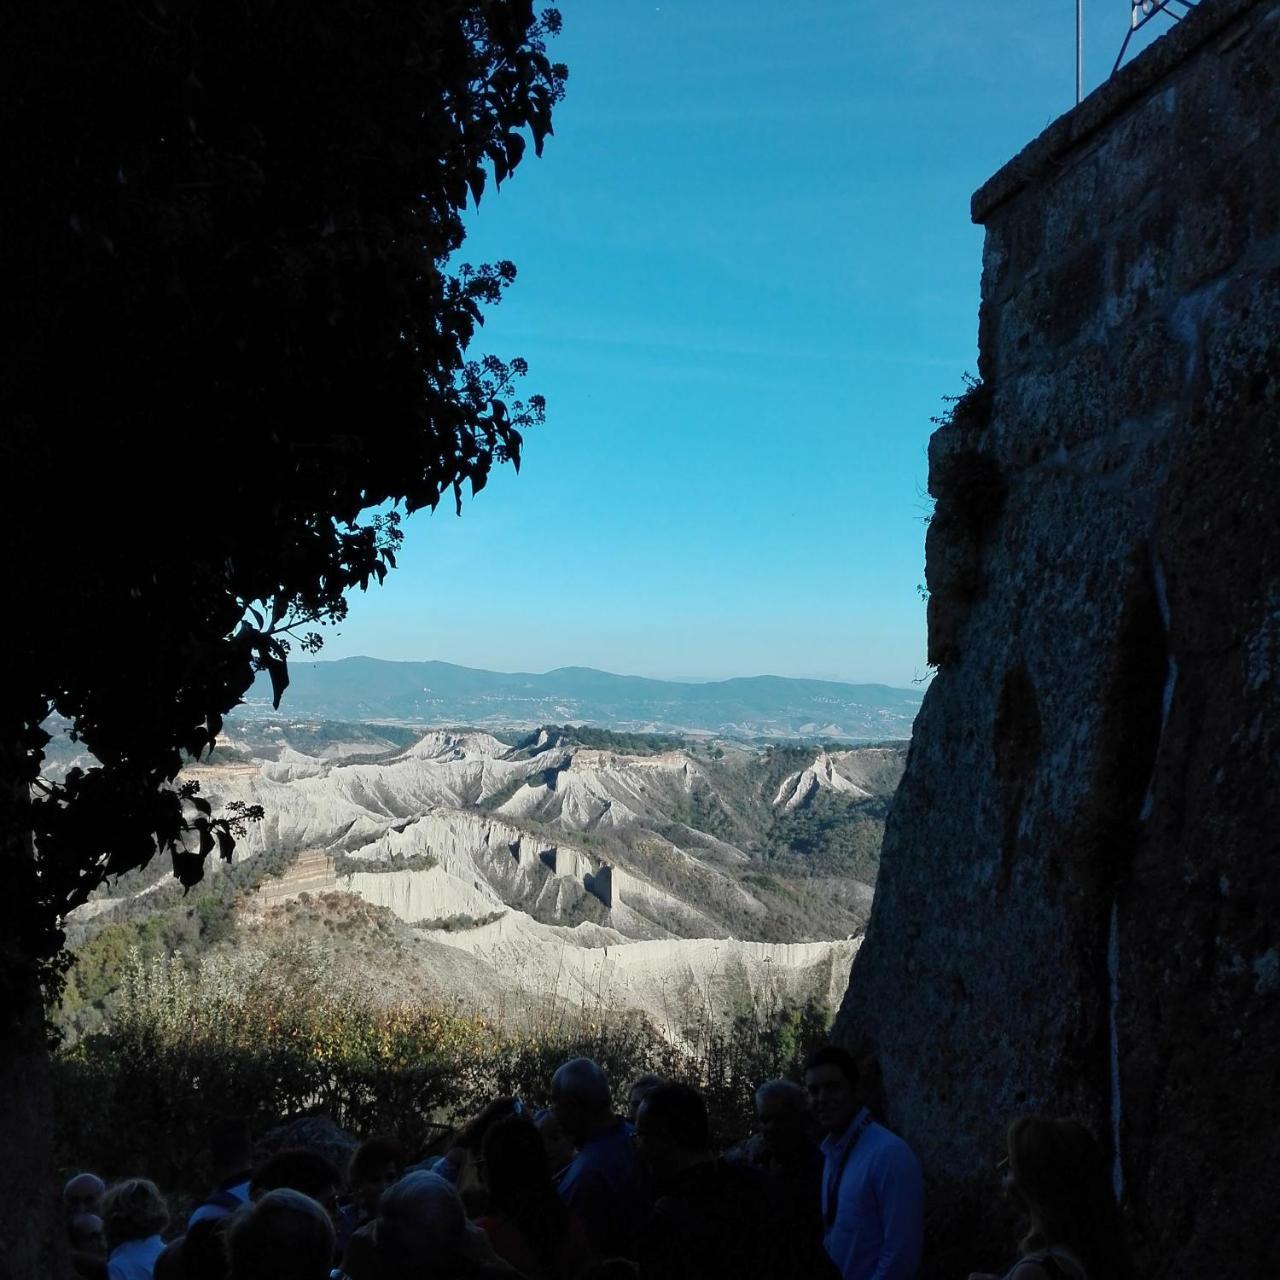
<box><xmin>837</xmin><ymin>1</ymin><xmax>1279</xmax><ymax>1276</ymax></box>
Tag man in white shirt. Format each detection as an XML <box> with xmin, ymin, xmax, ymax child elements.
<box><xmin>805</xmin><ymin>1046</ymin><xmax>924</xmax><ymax>1280</ymax></box>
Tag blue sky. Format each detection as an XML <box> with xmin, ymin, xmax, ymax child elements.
<box><xmin>320</xmin><ymin>1</ymin><xmax>1174</xmax><ymax>687</ymax></box>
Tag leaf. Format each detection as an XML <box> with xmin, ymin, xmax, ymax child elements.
<box><xmin>216</xmin><ymin>828</ymin><xmax>235</xmax><ymax>863</ymax></box>
<box><xmin>266</xmin><ymin>653</ymin><xmax>289</xmax><ymax>708</ymax></box>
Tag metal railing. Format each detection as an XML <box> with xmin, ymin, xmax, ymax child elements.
<box><xmin>1113</xmin><ymin>0</ymin><xmax>1200</xmax><ymax>76</ymax></box>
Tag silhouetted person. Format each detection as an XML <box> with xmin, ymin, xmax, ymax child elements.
<box><xmin>177</xmin><ymin>1216</ymin><xmax>232</xmax><ymax>1280</ymax></box>
<box><xmin>251</xmin><ymin>1149</ymin><xmax>341</xmax><ymax>1222</ymax></box>
<box><xmin>805</xmin><ymin>1046</ymin><xmax>922</xmax><ymax>1280</ymax></box>
<box><xmin>625</xmin><ymin>1075</ymin><xmax>663</xmax><ymax>1125</ymax></box>
<box><xmin>475</xmin><ymin>1114</ymin><xmax>594</xmax><ymax>1279</ymax></box>
<box><xmin>152</xmin><ymin>1240</ymin><xmax>185</xmax><ymax>1280</ymax></box>
<box><xmin>729</xmin><ymin>1080</ymin><xmax>837</xmax><ymax>1280</ymax></box>
<box><xmin>66</xmin><ymin>1173</ymin><xmax>108</xmax><ymax>1221</ymax></box>
<box><xmin>535</xmin><ymin>1107</ymin><xmax>576</xmax><ymax>1182</ymax></box>
<box><xmin>414</xmin><ymin>1096</ymin><xmax>526</xmax><ymax>1216</ymax></box>
<box><xmin>103</xmin><ymin>1179</ymin><xmax>169</xmax><ymax>1280</ymax></box>
<box><xmin>69</xmin><ymin>1214</ymin><xmax>109</xmax><ymax>1280</ymax></box>
<box><xmin>340</xmin><ymin>1171</ymin><xmax>514</xmax><ymax>1280</ymax></box>
<box><xmin>190</xmin><ymin>1119</ymin><xmax>255</xmax><ymax>1228</ymax></box>
<box><xmin>339</xmin><ymin>1136</ymin><xmax>407</xmax><ymax>1254</ymax></box>
<box><xmin>228</xmin><ymin>1189</ymin><xmax>335</xmax><ymax>1280</ymax></box>
<box><xmin>634</xmin><ymin>1082</ymin><xmax>784</xmax><ymax>1280</ymax></box>
<box><xmin>67</xmin><ymin>1175</ymin><xmax>110</xmax><ymax>1279</ymax></box>
<box><xmin>967</xmin><ymin>1117</ymin><xmax>1130</xmax><ymax>1280</ymax></box>
<box><xmin>551</xmin><ymin>1057</ymin><xmax>648</xmax><ymax>1260</ymax></box>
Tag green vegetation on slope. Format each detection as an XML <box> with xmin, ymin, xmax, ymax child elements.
<box><xmin>539</xmin><ymin>724</ymin><xmax>686</xmax><ymax>755</ymax></box>
<box><xmin>54</xmin><ymin>946</ymin><xmax>832</xmax><ymax>1195</ymax></box>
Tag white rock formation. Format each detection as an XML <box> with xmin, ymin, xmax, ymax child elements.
<box><xmin>168</xmin><ymin>729</ymin><xmax>870</xmax><ymax>1033</ymax></box>
<box><xmin>773</xmin><ymin>751</ymin><xmax>873</xmax><ymax>811</ymax></box>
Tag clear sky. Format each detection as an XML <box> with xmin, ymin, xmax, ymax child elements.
<box><xmin>319</xmin><ymin>1</ymin><xmax>1174</xmax><ymax>687</ymax></box>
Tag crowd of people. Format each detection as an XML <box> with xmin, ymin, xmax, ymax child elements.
<box><xmin>62</xmin><ymin>1046</ymin><xmax>1127</xmax><ymax>1280</ymax></box>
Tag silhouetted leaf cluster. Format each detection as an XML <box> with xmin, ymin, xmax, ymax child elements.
<box><xmin>2</xmin><ymin>1</ymin><xmax>565</xmax><ymax>993</ymax></box>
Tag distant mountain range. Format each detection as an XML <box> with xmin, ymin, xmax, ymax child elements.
<box><xmin>243</xmin><ymin>658</ymin><xmax>923</xmax><ymax>739</ymax></box>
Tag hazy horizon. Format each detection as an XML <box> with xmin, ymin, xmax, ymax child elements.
<box><xmin>282</xmin><ymin>652</ymin><xmax>927</xmax><ymax>692</ymax></box>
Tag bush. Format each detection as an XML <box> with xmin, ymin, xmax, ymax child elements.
<box><xmin>53</xmin><ymin>945</ymin><xmax>833</xmax><ymax>1195</ymax></box>
<box><xmin>412</xmin><ymin>911</ymin><xmax>506</xmax><ymax>932</ymax></box>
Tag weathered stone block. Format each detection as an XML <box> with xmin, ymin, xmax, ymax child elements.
<box><xmin>1043</xmin><ymin>241</ymin><xmax>1105</xmax><ymax>348</ymax></box>
<box><xmin>1104</xmin><ymin>205</ymin><xmax>1176</xmax><ymax>329</ymax></box>
<box><xmin>1172</xmin><ymin>162</ymin><xmax>1254</xmax><ymax>292</ymax></box>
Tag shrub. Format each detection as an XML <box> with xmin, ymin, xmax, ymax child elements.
<box><xmin>52</xmin><ymin>945</ymin><xmax>832</xmax><ymax>1194</ymax></box>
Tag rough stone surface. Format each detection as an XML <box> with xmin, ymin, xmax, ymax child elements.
<box><xmin>838</xmin><ymin>3</ymin><xmax>1280</xmax><ymax>1276</ymax></box>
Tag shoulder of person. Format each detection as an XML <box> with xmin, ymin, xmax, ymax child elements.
<box><xmin>560</xmin><ymin>1152</ymin><xmax>609</xmax><ymax>1196</ymax></box>
<box><xmin>1010</xmin><ymin>1251</ymin><xmax>1088</xmax><ymax>1280</ymax></box>
<box><xmin>867</xmin><ymin>1125</ymin><xmax>922</xmax><ymax>1170</ymax></box>
<box><xmin>1008</xmin><ymin>1263</ymin><xmax>1053</xmax><ymax>1280</ymax></box>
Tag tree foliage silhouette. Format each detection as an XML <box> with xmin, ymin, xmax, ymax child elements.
<box><xmin>1</xmin><ymin>0</ymin><xmax>567</xmax><ymax>1015</ymax></box>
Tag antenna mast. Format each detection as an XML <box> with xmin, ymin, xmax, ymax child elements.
<box><xmin>1077</xmin><ymin>0</ymin><xmax>1084</xmax><ymax>104</ymax></box>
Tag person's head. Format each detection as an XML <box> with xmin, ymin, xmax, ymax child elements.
<box><xmin>154</xmin><ymin>1237</ymin><xmax>186</xmax><ymax>1280</ymax></box>
<box><xmin>457</xmin><ymin>1096</ymin><xmax>523</xmax><ymax>1154</ymax></box>
<box><xmin>347</xmin><ymin>1136</ymin><xmax>406</xmax><ymax>1217</ymax></box>
<box><xmin>480</xmin><ymin>1115</ymin><xmax>553</xmax><ymax>1213</ymax></box>
<box><xmin>67</xmin><ymin>1212</ymin><xmax>106</xmax><ymax>1256</ymax></box>
<box><xmin>64</xmin><ymin>1172</ymin><xmax>106</xmax><ymax>1219</ymax></box>
<box><xmin>481</xmin><ymin>1115</ymin><xmax>569</xmax><ymax>1267</ymax></box>
<box><xmin>208</xmin><ymin>1117</ymin><xmax>254</xmax><ymax>1181</ymax></box>
<box><xmin>754</xmin><ymin>1079</ymin><xmax>812</xmax><ymax>1161</ymax></box>
<box><xmin>228</xmin><ymin>1189</ymin><xmax>335</xmax><ymax>1280</ymax></box>
<box><xmin>183</xmin><ymin>1216</ymin><xmax>232</xmax><ymax>1280</ymax></box>
<box><xmin>375</xmin><ymin>1172</ymin><xmax>467</xmax><ymax>1272</ymax></box>
<box><xmin>535</xmin><ymin>1107</ymin><xmax>576</xmax><ymax>1174</ymax></box>
<box><xmin>550</xmin><ymin>1057</ymin><xmax>613</xmax><ymax>1143</ymax></box>
<box><xmin>625</xmin><ymin>1074</ymin><xmax>663</xmax><ymax>1125</ymax></box>
<box><xmin>102</xmin><ymin>1178</ymin><xmax>169</xmax><ymax>1250</ymax></box>
<box><xmin>634</xmin><ymin>1083</ymin><xmax>711</xmax><ymax>1181</ymax></box>
<box><xmin>250</xmin><ymin>1149</ymin><xmax>340</xmax><ymax>1220</ymax></box>
<box><xmin>1004</xmin><ymin>1115</ymin><xmax>1125</xmax><ymax>1279</ymax></box>
<box><xmin>803</xmin><ymin>1046</ymin><xmax>861</xmax><ymax>1135</ymax></box>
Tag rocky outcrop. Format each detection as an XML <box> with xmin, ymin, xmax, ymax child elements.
<box><xmin>837</xmin><ymin>3</ymin><xmax>1280</xmax><ymax>1277</ymax></box>
<box><xmin>772</xmin><ymin>751</ymin><xmax>872</xmax><ymax>811</ymax></box>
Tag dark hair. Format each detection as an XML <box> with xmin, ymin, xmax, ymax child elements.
<box><xmin>228</xmin><ymin>1189</ymin><xmax>334</xmax><ymax>1280</ymax></box>
<box><xmin>183</xmin><ymin>1216</ymin><xmax>231</xmax><ymax>1280</ymax></box>
<box><xmin>347</xmin><ymin>1136</ymin><xmax>406</xmax><ymax>1189</ymax></box>
<box><xmin>803</xmin><ymin>1045</ymin><xmax>861</xmax><ymax>1090</ymax></box>
<box><xmin>638</xmin><ymin>1083</ymin><xmax>710</xmax><ymax>1151</ymax></box>
<box><xmin>154</xmin><ymin>1239</ymin><xmax>186</xmax><ymax>1280</ymax></box>
<box><xmin>481</xmin><ymin>1115</ymin><xmax>569</xmax><ymax>1271</ymax></box>
<box><xmin>1007</xmin><ymin>1116</ymin><xmax>1130</xmax><ymax>1280</ymax></box>
<box><xmin>459</xmin><ymin>1096</ymin><xmax>521</xmax><ymax>1153</ymax></box>
<box><xmin>250</xmin><ymin>1149</ymin><xmax>339</xmax><ymax>1201</ymax></box>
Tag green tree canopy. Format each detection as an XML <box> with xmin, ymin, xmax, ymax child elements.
<box><xmin>2</xmin><ymin>0</ymin><xmax>566</xmax><ymax>993</ymax></box>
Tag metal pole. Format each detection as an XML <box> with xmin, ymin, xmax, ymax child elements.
<box><xmin>1076</xmin><ymin>0</ymin><xmax>1084</xmax><ymax>104</ymax></box>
